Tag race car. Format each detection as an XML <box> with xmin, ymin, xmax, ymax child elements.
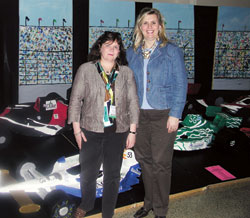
<box><xmin>220</xmin><ymin>95</ymin><xmax>250</xmax><ymax>113</ymax></box>
<box><xmin>0</xmin><ymin>93</ymin><xmax>69</xmax><ymax>149</ymax></box>
<box><xmin>0</xmin><ymin>149</ymin><xmax>141</xmax><ymax>218</ymax></box>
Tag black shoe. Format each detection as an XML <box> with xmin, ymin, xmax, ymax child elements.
<box><xmin>134</xmin><ymin>207</ymin><xmax>150</xmax><ymax>218</ymax></box>
<box><xmin>155</xmin><ymin>216</ymin><xmax>166</xmax><ymax>218</ymax></box>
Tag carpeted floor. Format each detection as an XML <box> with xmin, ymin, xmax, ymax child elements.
<box><xmin>88</xmin><ymin>177</ymin><xmax>250</xmax><ymax>218</ymax></box>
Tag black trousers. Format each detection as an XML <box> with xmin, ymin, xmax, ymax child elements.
<box><xmin>78</xmin><ymin>129</ymin><xmax>127</xmax><ymax>218</ymax></box>
<box><xmin>134</xmin><ymin>109</ymin><xmax>177</xmax><ymax>216</ymax></box>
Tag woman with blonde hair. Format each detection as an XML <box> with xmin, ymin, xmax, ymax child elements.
<box><xmin>127</xmin><ymin>8</ymin><xmax>188</xmax><ymax>218</ymax></box>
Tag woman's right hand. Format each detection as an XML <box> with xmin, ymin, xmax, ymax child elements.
<box><xmin>74</xmin><ymin>131</ymin><xmax>87</xmax><ymax>150</ymax></box>
<box><xmin>73</xmin><ymin>122</ymin><xmax>87</xmax><ymax>150</ymax></box>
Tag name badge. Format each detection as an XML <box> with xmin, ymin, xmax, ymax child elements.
<box><xmin>109</xmin><ymin>105</ymin><xmax>116</xmax><ymax>118</ymax></box>
<box><xmin>104</xmin><ymin>102</ymin><xmax>112</xmax><ymax>127</ymax></box>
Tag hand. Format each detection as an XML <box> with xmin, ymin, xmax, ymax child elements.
<box><xmin>126</xmin><ymin>133</ymin><xmax>136</xmax><ymax>149</ymax></box>
<box><xmin>166</xmin><ymin>116</ymin><xmax>179</xmax><ymax>133</ymax></box>
<box><xmin>74</xmin><ymin>131</ymin><xmax>87</xmax><ymax>150</ymax></box>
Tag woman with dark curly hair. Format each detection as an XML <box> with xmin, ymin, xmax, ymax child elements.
<box><xmin>68</xmin><ymin>31</ymin><xmax>139</xmax><ymax>218</ymax></box>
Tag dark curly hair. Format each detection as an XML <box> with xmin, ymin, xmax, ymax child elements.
<box><xmin>88</xmin><ymin>31</ymin><xmax>128</xmax><ymax>66</ymax></box>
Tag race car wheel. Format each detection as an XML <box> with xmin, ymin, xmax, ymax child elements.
<box><xmin>44</xmin><ymin>190</ymin><xmax>76</xmax><ymax>218</ymax></box>
<box><xmin>0</xmin><ymin>127</ymin><xmax>11</xmax><ymax>150</ymax></box>
<box><xmin>15</xmin><ymin>161</ymin><xmax>35</xmax><ymax>181</ymax></box>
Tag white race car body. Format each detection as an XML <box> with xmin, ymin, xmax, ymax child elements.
<box><xmin>0</xmin><ymin>149</ymin><xmax>141</xmax><ymax>200</ymax></box>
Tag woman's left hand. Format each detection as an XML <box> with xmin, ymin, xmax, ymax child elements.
<box><xmin>126</xmin><ymin>133</ymin><xmax>136</xmax><ymax>149</ymax></box>
<box><xmin>166</xmin><ymin>116</ymin><xmax>179</xmax><ymax>133</ymax></box>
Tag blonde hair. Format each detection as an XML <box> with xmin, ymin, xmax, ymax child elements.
<box><xmin>133</xmin><ymin>8</ymin><xmax>168</xmax><ymax>51</ymax></box>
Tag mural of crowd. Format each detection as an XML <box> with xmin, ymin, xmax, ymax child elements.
<box><xmin>19</xmin><ymin>24</ymin><xmax>194</xmax><ymax>86</ymax></box>
<box><xmin>214</xmin><ymin>31</ymin><xmax>250</xmax><ymax>79</ymax></box>
<box><xmin>19</xmin><ymin>22</ymin><xmax>249</xmax><ymax>85</ymax></box>
<box><xmin>19</xmin><ymin>26</ymin><xmax>73</xmax><ymax>85</ymax></box>
<box><xmin>89</xmin><ymin>27</ymin><xmax>195</xmax><ymax>79</ymax></box>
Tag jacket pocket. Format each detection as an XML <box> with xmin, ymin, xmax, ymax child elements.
<box><xmin>159</xmin><ymin>86</ymin><xmax>172</xmax><ymax>107</ymax></box>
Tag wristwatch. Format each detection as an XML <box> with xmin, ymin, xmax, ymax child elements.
<box><xmin>129</xmin><ymin>130</ymin><xmax>137</xmax><ymax>135</ymax></box>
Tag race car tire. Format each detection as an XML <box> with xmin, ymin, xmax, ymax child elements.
<box><xmin>0</xmin><ymin>127</ymin><xmax>12</xmax><ymax>150</ymax></box>
<box><xmin>15</xmin><ymin>161</ymin><xmax>35</xmax><ymax>181</ymax></box>
<box><xmin>44</xmin><ymin>190</ymin><xmax>76</xmax><ymax>218</ymax></box>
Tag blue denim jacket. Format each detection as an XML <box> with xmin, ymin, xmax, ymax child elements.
<box><xmin>126</xmin><ymin>42</ymin><xmax>188</xmax><ymax>119</ymax></box>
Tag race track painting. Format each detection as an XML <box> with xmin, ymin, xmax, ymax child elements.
<box><xmin>89</xmin><ymin>1</ymin><xmax>195</xmax><ymax>79</ymax></box>
<box><xmin>153</xmin><ymin>3</ymin><xmax>194</xmax><ymax>79</ymax></box>
<box><xmin>19</xmin><ymin>26</ymin><xmax>73</xmax><ymax>85</ymax></box>
<box><xmin>213</xmin><ymin>6</ymin><xmax>250</xmax><ymax>90</ymax></box>
<box><xmin>19</xmin><ymin>0</ymin><xmax>73</xmax><ymax>86</ymax></box>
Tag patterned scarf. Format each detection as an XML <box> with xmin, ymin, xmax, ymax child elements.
<box><xmin>96</xmin><ymin>62</ymin><xmax>119</xmax><ymax>128</ymax></box>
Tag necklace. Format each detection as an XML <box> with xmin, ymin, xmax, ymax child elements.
<box><xmin>142</xmin><ymin>41</ymin><xmax>158</xmax><ymax>59</ymax></box>
<box><xmin>100</xmin><ymin>60</ymin><xmax>115</xmax><ymax>75</ymax></box>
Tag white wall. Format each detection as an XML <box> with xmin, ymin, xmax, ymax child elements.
<box><xmin>212</xmin><ymin>79</ymin><xmax>250</xmax><ymax>90</ymax></box>
<box><xmin>19</xmin><ymin>84</ymin><xmax>71</xmax><ymax>103</ymax></box>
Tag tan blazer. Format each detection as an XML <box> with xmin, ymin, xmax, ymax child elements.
<box><xmin>68</xmin><ymin>62</ymin><xmax>139</xmax><ymax>133</ymax></box>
